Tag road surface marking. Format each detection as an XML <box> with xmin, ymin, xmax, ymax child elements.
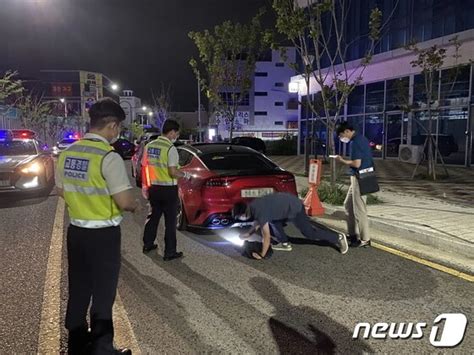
<box><xmin>37</xmin><ymin>198</ymin><xmax>65</xmax><ymax>353</ymax></box>
<box><xmin>372</xmin><ymin>242</ymin><xmax>474</xmax><ymax>282</ymax></box>
<box><xmin>113</xmin><ymin>293</ymin><xmax>141</xmax><ymax>354</ymax></box>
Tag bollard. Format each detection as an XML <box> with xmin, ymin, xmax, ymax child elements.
<box><xmin>303</xmin><ymin>159</ymin><xmax>325</xmax><ymax>216</ymax></box>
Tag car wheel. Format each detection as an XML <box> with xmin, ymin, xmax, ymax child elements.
<box><xmin>177</xmin><ymin>199</ymin><xmax>188</xmax><ymax>231</ymax></box>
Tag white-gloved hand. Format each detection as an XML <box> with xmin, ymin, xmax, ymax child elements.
<box><xmin>183</xmin><ymin>172</ymin><xmax>192</xmax><ymax>180</ymax></box>
<box><xmin>141</xmin><ymin>186</ymin><xmax>149</xmax><ymax>200</ymax></box>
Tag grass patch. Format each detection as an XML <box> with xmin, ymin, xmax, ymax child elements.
<box><xmin>299</xmin><ymin>183</ymin><xmax>383</xmax><ymax>206</ymax></box>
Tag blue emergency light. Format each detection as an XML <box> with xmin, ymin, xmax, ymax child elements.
<box><xmin>0</xmin><ymin>130</ymin><xmax>12</xmax><ymax>140</ymax></box>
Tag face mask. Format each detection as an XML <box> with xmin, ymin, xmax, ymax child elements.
<box><xmin>340</xmin><ymin>137</ymin><xmax>350</xmax><ymax>144</ymax></box>
<box><xmin>171</xmin><ymin>138</ymin><xmax>177</xmax><ymax>144</ymax></box>
<box><xmin>110</xmin><ymin>127</ymin><xmax>120</xmax><ymax>144</ymax></box>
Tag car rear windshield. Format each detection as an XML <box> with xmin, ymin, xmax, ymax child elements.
<box><xmin>0</xmin><ymin>141</ymin><xmax>37</xmax><ymax>156</ymax></box>
<box><xmin>201</xmin><ymin>152</ymin><xmax>277</xmax><ymax>172</ymax></box>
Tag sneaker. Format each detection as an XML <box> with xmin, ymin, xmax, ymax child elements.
<box><xmin>354</xmin><ymin>240</ymin><xmax>371</xmax><ymax>248</ymax></box>
<box><xmin>272</xmin><ymin>242</ymin><xmax>293</xmax><ymax>251</ymax></box>
<box><xmin>338</xmin><ymin>233</ymin><xmax>349</xmax><ymax>254</ymax></box>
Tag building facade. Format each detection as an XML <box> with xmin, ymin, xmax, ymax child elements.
<box><xmin>291</xmin><ymin>0</ymin><xmax>474</xmax><ymax>166</ymax></box>
<box><xmin>119</xmin><ymin>90</ymin><xmax>142</xmax><ymax>126</ymax></box>
<box><xmin>212</xmin><ymin>48</ymin><xmax>299</xmax><ymax>140</ymax></box>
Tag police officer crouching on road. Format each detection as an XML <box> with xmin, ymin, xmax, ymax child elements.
<box><xmin>141</xmin><ymin>119</ymin><xmax>191</xmax><ymax>261</ymax></box>
<box><xmin>56</xmin><ymin>98</ymin><xmax>138</xmax><ymax>354</ymax></box>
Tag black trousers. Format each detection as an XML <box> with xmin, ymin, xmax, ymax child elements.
<box><xmin>269</xmin><ymin>207</ymin><xmax>339</xmax><ymax>245</ymax></box>
<box><xmin>65</xmin><ymin>225</ymin><xmax>121</xmax><ymax>330</ymax></box>
<box><xmin>143</xmin><ymin>185</ymin><xmax>178</xmax><ymax>257</ymax></box>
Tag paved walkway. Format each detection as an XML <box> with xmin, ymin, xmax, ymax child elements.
<box><xmin>271</xmin><ymin>156</ymin><xmax>474</xmax><ymax>207</ymax></box>
<box><xmin>269</xmin><ymin>156</ymin><xmax>474</xmax><ymax>272</ymax></box>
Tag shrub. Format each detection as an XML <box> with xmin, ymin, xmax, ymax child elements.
<box><xmin>266</xmin><ymin>136</ymin><xmax>297</xmax><ymax>155</ymax></box>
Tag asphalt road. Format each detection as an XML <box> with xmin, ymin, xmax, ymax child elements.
<box><xmin>0</xmin><ymin>162</ymin><xmax>473</xmax><ymax>354</ymax></box>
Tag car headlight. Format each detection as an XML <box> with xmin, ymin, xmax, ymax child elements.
<box><xmin>21</xmin><ymin>161</ymin><xmax>42</xmax><ymax>174</ymax></box>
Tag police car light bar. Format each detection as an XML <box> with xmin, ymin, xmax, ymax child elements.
<box><xmin>12</xmin><ymin>129</ymin><xmax>36</xmax><ymax>139</ymax></box>
<box><xmin>0</xmin><ymin>130</ymin><xmax>13</xmax><ymax>140</ymax></box>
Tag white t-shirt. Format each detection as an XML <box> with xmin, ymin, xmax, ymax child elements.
<box><xmin>56</xmin><ymin>133</ymin><xmax>132</xmax><ymax>195</ymax></box>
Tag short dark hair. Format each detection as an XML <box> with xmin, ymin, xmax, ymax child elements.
<box><xmin>336</xmin><ymin>121</ymin><xmax>354</xmax><ymax>136</ymax></box>
<box><xmin>89</xmin><ymin>98</ymin><xmax>126</xmax><ymax>129</ymax></box>
<box><xmin>232</xmin><ymin>202</ymin><xmax>248</xmax><ymax>218</ymax></box>
<box><xmin>162</xmin><ymin>119</ymin><xmax>180</xmax><ymax>134</ymax></box>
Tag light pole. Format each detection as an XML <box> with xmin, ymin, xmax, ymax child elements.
<box><xmin>59</xmin><ymin>97</ymin><xmax>67</xmax><ymax>118</ymax></box>
<box><xmin>197</xmin><ymin>76</ymin><xmax>202</xmax><ymax>142</ymax></box>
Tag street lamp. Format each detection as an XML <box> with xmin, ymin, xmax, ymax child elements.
<box><xmin>142</xmin><ymin>106</ymin><xmax>147</xmax><ymax>111</ymax></box>
<box><xmin>111</xmin><ymin>83</ymin><xmax>119</xmax><ymax>91</ymax></box>
<box><xmin>59</xmin><ymin>98</ymin><xmax>67</xmax><ymax>118</ymax></box>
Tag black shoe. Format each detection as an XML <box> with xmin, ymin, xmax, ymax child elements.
<box><xmin>163</xmin><ymin>252</ymin><xmax>183</xmax><ymax>261</ymax></box>
<box><xmin>142</xmin><ymin>244</ymin><xmax>158</xmax><ymax>253</ymax></box>
<box><xmin>347</xmin><ymin>234</ymin><xmax>359</xmax><ymax>245</ymax></box>
<box><xmin>90</xmin><ymin>319</ymin><xmax>132</xmax><ymax>354</ymax></box>
<box><xmin>68</xmin><ymin>326</ymin><xmax>91</xmax><ymax>354</ymax></box>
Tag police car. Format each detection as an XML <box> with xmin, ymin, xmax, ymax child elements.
<box><xmin>52</xmin><ymin>133</ymin><xmax>80</xmax><ymax>157</ymax></box>
<box><xmin>0</xmin><ymin>129</ymin><xmax>55</xmax><ymax>196</ymax></box>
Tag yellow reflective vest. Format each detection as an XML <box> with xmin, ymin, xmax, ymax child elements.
<box><xmin>144</xmin><ymin>136</ymin><xmax>177</xmax><ymax>186</ymax></box>
<box><xmin>58</xmin><ymin>139</ymin><xmax>122</xmax><ymax>228</ymax></box>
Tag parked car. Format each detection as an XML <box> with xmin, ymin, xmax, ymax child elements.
<box><xmin>52</xmin><ymin>134</ymin><xmax>80</xmax><ymax>157</ymax></box>
<box><xmin>231</xmin><ymin>137</ymin><xmax>266</xmax><ymax>154</ymax></box>
<box><xmin>169</xmin><ymin>143</ymin><xmax>297</xmax><ymax>230</ymax></box>
<box><xmin>112</xmin><ymin>138</ymin><xmax>135</xmax><ymax>159</ymax></box>
<box><xmin>0</xmin><ymin>129</ymin><xmax>55</xmax><ymax>197</ymax></box>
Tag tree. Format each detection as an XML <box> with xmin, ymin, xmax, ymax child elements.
<box><xmin>0</xmin><ymin>70</ymin><xmax>23</xmax><ymax>103</ymax></box>
<box><xmin>18</xmin><ymin>94</ymin><xmax>52</xmax><ymax>140</ymax></box>
<box><xmin>272</xmin><ymin>0</ymin><xmax>385</xmax><ymax>184</ymax></box>
<box><xmin>405</xmin><ymin>37</ymin><xmax>463</xmax><ymax>180</ymax></box>
<box><xmin>151</xmin><ymin>83</ymin><xmax>173</xmax><ymax>130</ymax></box>
<box><xmin>189</xmin><ymin>11</ymin><xmax>271</xmax><ymax>140</ymax></box>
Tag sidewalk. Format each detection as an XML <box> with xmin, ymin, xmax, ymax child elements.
<box><xmin>270</xmin><ymin>156</ymin><xmax>474</xmax><ymax>274</ymax></box>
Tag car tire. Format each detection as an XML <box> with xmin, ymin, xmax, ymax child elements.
<box><xmin>177</xmin><ymin>199</ymin><xmax>188</xmax><ymax>231</ymax></box>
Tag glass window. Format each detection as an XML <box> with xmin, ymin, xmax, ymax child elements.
<box><xmin>0</xmin><ymin>141</ymin><xmax>37</xmax><ymax>156</ymax></box>
<box><xmin>301</xmin><ymin>95</ymin><xmax>309</xmax><ymax>120</ymax></box>
<box><xmin>274</xmin><ymin>102</ymin><xmax>284</xmax><ymax>106</ymax></box>
<box><xmin>440</xmin><ymin>65</ymin><xmax>470</xmax><ymax>107</ymax></box>
<box><xmin>346</xmin><ymin>115</ymin><xmax>364</xmax><ymax>136</ymax></box>
<box><xmin>437</xmin><ymin>108</ymin><xmax>468</xmax><ymax>165</ymax></box>
<box><xmin>254</xmin><ymin>92</ymin><xmax>268</xmax><ymax>96</ymax></box>
<box><xmin>275</xmin><ymin>63</ymin><xmax>285</xmax><ymax>67</ymax></box>
<box><xmin>348</xmin><ymin>85</ymin><xmax>365</xmax><ymax>114</ymax></box>
<box><xmin>386</xmin><ymin>77</ymin><xmax>409</xmax><ymax>111</ymax></box>
<box><xmin>274</xmin><ymin>121</ymin><xmax>284</xmax><ymax>125</ymax></box>
<box><xmin>364</xmin><ymin>114</ymin><xmax>384</xmax><ymax>158</ymax></box>
<box><xmin>255</xmin><ymin>72</ymin><xmax>268</xmax><ymax>77</ymax></box>
<box><xmin>413</xmin><ymin>72</ymin><xmax>440</xmax><ymax>109</ymax></box>
<box><xmin>365</xmin><ymin>82</ymin><xmax>385</xmax><ymax>113</ymax></box>
<box><xmin>255</xmin><ymin>111</ymin><xmax>267</xmax><ymax>116</ymax></box>
<box><xmin>275</xmin><ymin>82</ymin><xmax>285</xmax><ymax>87</ymax></box>
<box><xmin>178</xmin><ymin>149</ymin><xmax>193</xmax><ymax>166</ymax></box>
<box><xmin>201</xmin><ymin>153</ymin><xmax>277</xmax><ymax>172</ymax></box>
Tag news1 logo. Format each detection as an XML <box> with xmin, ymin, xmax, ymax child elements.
<box><xmin>353</xmin><ymin>313</ymin><xmax>468</xmax><ymax>348</ymax></box>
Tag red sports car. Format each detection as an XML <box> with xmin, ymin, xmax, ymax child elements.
<box><xmin>172</xmin><ymin>143</ymin><xmax>297</xmax><ymax>230</ymax></box>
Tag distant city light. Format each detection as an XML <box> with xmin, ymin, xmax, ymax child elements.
<box><xmin>142</xmin><ymin>106</ymin><xmax>147</xmax><ymax>111</ymax></box>
<box><xmin>111</xmin><ymin>83</ymin><xmax>119</xmax><ymax>91</ymax></box>
<box><xmin>59</xmin><ymin>98</ymin><xmax>65</xmax><ymax>103</ymax></box>
<box><xmin>148</xmin><ymin>111</ymin><xmax>153</xmax><ymax>117</ymax></box>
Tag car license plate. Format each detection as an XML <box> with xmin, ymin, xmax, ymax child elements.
<box><xmin>0</xmin><ymin>180</ymin><xmax>10</xmax><ymax>187</ymax></box>
<box><xmin>241</xmin><ymin>188</ymin><xmax>273</xmax><ymax>198</ymax></box>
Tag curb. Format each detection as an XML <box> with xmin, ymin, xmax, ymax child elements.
<box><xmin>321</xmin><ymin>204</ymin><xmax>474</xmax><ymax>275</ymax></box>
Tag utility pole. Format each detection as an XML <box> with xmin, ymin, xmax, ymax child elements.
<box><xmin>197</xmin><ymin>76</ymin><xmax>202</xmax><ymax>142</ymax></box>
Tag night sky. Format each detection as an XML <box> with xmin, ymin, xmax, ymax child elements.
<box><xmin>0</xmin><ymin>0</ymin><xmax>272</xmax><ymax>111</ymax></box>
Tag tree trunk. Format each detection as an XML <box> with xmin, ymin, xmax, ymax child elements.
<box><xmin>328</xmin><ymin>121</ymin><xmax>336</xmax><ymax>187</ymax></box>
<box><xmin>229</xmin><ymin>119</ymin><xmax>234</xmax><ymax>141</ymax></box>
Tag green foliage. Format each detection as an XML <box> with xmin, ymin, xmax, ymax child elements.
<box><xmin>18</xmin><ymin>94</ymin><xmax>52</xmax><ymax>131</ymax></box>
<box><xmin>318</xmin><ymin>182</ymin><xmax>347</xmax><ymax>205</ymax></box>
<box><xmin>0</xmin><ymin>70</ymin><xmax>24</xmax><ymax>102</ymax></box>
<box><xmin>130</xmin><ymin>122</ymin><xmax>144</xmax><ymax>140</ymax></box>
<box><xmin>189</xmin><ymin>10</ymin><xmax>271</xmax><ymax>139</ymax></box>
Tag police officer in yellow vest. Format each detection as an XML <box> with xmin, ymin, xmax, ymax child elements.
<box><xmin>56</xmin><ymin>99</ymin><xmax>138</xmax><ymax>355</ymax></box>
<box><xmin>142</xmin><ymin>119</ymin><xmax>191</xmax><ymax>260</ymax></box>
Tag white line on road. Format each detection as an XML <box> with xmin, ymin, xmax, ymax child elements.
<box><xmin>37</xmin><ymin>198</ymin><xmax>65</xmax><ymax>354</ymax></box>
